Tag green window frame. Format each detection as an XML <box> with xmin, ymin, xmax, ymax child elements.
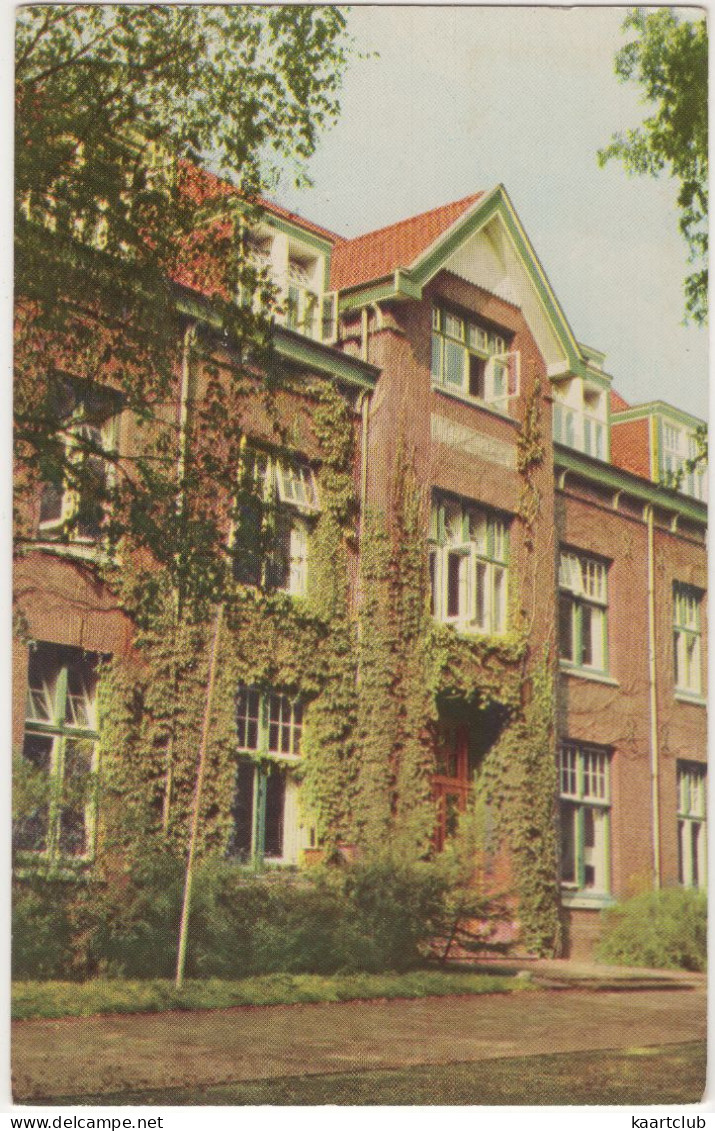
<box><xmin>429</xmin><ymin>496</ymin><xmax>509</xmax><ymax>635</ymax></box>
<box><xmin>677</xmin><ymin>761</ymin><xmax>707</xmax><ymax>889</ymax></box>
<box><xmin>430</xmin><ymin>306</ymin><xmax>519</xmax><ymax>412</ymax></box>
<box><xmin>228</xmin><ymin>684</ymin><xmax>306</xmax><ymax>865</ymax></box>
<box><xmin>15</xmin><ymin>643</ymin><xmax>100</xmax><ymax>864</ymax></box>
<box><xmin>559</xmin><ymin>743</ymin><xmax>610</xmax><ymax>895</ymax></box>
<box><xmin>559</xmin><ymin>550</ymin><xmax>609</xmax><ymax>674</ymax></box>
<box><xmin>673</xmin><ymin>583</ymin><xmax>703</xmax><ymax>697</ymax></box>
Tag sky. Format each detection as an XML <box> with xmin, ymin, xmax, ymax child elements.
<box><xmin>278</xmin><ymin>6</ymin><xmax>708</xmax><ymax>421</ymax></box>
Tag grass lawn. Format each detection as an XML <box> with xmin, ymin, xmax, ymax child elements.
<box><xmin>45</xmin><ymin>1042</ymin><xmax>706</xmax><ymax>1106</ymax></box>
<box><xmin>12</xmin><ymin>968</ymin><xmax>531</xmax><ymax>1020</ymax></box>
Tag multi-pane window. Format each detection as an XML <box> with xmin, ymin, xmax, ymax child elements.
<box><xmin>233</xmin><ymin>449</ymin><xmax>318</xmax><ymax>597</ymax></box>
<box><xmin>38</xmin><ymin>382</ymin><xmax>118</xmax><ymax>540</ymax></box>
<box><xmin>559</xmin><ymin>743</ymin><xmax>610</xmax><ymax>894</ymax></box>
<box><xmin>677</xmin><ymin>762</ymin><xmax>707</xmax><ymax>889</ymax></box>
<box><xmin>673</xmin><ymin>584</ymin><xmax>702</xmax><ymax>696</ymax></box>
<box><xmin>660</xmin><ymin>422</ymin><xmax>707</xmax><ymax>501</ymax></box>
<box><xmin>285</xmin><ymin>257</ymin><xmax>320</xmax><ymax>338</ymax></box>
<box><xmin>559</xmin><ymin>551</ymin><xmax>608</xmax><ymax>672</ymax></box>
<box><xmin>430</xmin><ymin>497</ymin><xmax>509</xmax><ymax>635</ymax></box>
<box><xmin>431</xmin><ymin>307</ymin><xmax>519</xmax><ymax>412</ymax></box>
<box><xmin>15</xmin><ymin>644</ymin><xmax>99</xmax><ymax>862</ymax></box>
<box><xmin>552</xmin><ymin>382</ymin><xmax>606</xmax><ymax>460</ymax></box>
<box><xmin>229</xmin><ymin>684</ymin><xmax>307</xmax><ymax>864</ymax></box>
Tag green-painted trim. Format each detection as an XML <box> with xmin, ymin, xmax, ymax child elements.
<box><xmin>337</xmin><ymin>277</ymin><xmax>399</xmax><ymax>311</ymax></box>
<box><xmin>334</xmin><ymin>185</ymin><xmax>587</xmax><ymax>376</ymax></box>
<box><xmin>260</xmin><ymin>211</ymin><xmax>334</xmax><ymax>254</ymax></box>
<box><xmin>650</xmin><ymin>415</ymin><xmax>659</xmax><ymax>483</ymax></box>
<box><xmin>274</xmin><ymin>328</ymin><xmax>378</xmax><ymax>390</ymax></box>
<box><xmin>612</xmin><ymin>401</ymin><xmax>707</xmax><ymax>430</ymax></box>
<box><xmin>394</xmin><ymin>268</ymin><xmax>423</xmax><ymax>300</ymax></box>
<box><xmin>579</xmin><ymin>342</ymin><xmax>607</xmax><ymax>367</ymax></box>
<box><xmin>561</xmin><ymin>892</ymin><xmax>616</xmax><ymax>909</ymax></box>
<box><xmin>581</xmin><ymin>367</ymin><xmax>612</xmax><ymax>392</ymax></box>
<box><xmin>174</xmin><ymin>287</ymin><xmax>378</xmax><ymax>390</ymax></box>
<box><xmin>410</xmin><ymin>186</ymin><xmax>584</xmax><ymax>373</ymax></box>
<box><xmin>554</xmin><ymin>443</ymin><xmax>707</xmax><ymax>525</ymax></box>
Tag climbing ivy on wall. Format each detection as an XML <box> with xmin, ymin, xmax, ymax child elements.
<box><xmin>96</xmin><ymin>376</ymin><xmax>359</xmax><ymax>872</ymax></box>
<box><xmin>354</xmin><ymin>403</ymin><xmax>561</xmax><ymax>953</ymax></box>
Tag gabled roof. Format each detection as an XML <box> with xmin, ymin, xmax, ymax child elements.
<box><xmin>330</xmin><ymin>193</ymin><xmax>483</xmax><ymax>290</ymax></box>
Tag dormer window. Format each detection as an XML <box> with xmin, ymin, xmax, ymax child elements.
<box><xmin>553</xmin><ymin>379</ymin><xmax>606</xmax><ymax>461</ymax></box>
<box><xmin>660</xmin><ymin>421</ymin><xmax>707</xmax><ymax>500</ymax></box>
<box><xmin>431</xmin><ymin>307</ymin><xmax>520</xmax><ymax>413</ymax></box>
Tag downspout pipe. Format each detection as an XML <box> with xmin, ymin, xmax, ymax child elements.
<box><xmin>645</xmin><ymin>504</ymin><xmax>662</xmax><ymax>889</ymax></box>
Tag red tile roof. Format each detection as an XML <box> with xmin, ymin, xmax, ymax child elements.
<box><xmin>610</xmin><ymin>389</ymin><xmax>631</xmax><ymax>414</ymax></box>
<box><xmin>330</xmin><ymin>193</ymin><xmax>484</xmax><ymax>291</ymax></box>
<box><xmin>179</xmin><ymin>162</ymin><xmax>343</xmax><ymax>243</ymax></box>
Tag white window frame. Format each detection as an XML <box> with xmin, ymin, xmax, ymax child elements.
<box><xmin>230</xmin><ymin>684</ymin><xmax>309</xmax><ymax>865</ymax></box>
<box><xmin>673</xmin><ymin>583</ymin><xmax>703</xmax><ymax>697</ymax></box>
<box><xmin>559</xmin><ymin>742</ymin><xmax>610</xmax><ymax>895</ymax></box>
<box><xmin>431</xmin><ymin>306</ymin><xmax>520</xmax><ymax>412</ymax></box>
<box><xmin>16</xmin><ymin>644</ymin><xmax>100</xmax><ymax>864</ymax></box>
<box><xmin>430</xmin><ymin>497</ymin><xmax>509</xmax><ymax>635</ymax></box>
<box><xmin>233</xmin><ymin>449</ymin><xmax>318</xmax><ymax>597</ymax></box>
<box><xmin>677</xmin><ymin>761</ymin><xmax>707</xmax><ymax>889</ymax></box>
<box><xmin>559</xmin><ymin>550</ymin><xmax>608</xmax><ymax>674</ymax></box>
<box><xmin>38</xmin><ymin>406</ymin><xmax>118</xmax><ymax>541</ymax></box>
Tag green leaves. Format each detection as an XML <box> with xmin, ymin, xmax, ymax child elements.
<box><xmin>598</xmin><ymin>9</ymin><xmax>708</xmax><ymax>324</ymax></box>
<box><xmin>15</xmin><ymin>5</ymin><xmax>352</xmax><ymax>612</ymax></box>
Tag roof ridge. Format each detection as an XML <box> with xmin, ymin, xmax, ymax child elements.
<box><xmin>339</xmin><ymin>191</ymin><xmax>483</xmax><ymax>247</ymax></box>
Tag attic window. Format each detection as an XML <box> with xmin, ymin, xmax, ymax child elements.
<box><xmin>431</xmin><ymin>307</ymin><xmax>519</xmax><ymax>413</ymax></box>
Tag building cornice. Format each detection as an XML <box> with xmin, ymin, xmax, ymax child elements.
<box><xmin>554</xmin><ymin>443</ymin><xmax>707</xmax><ymax>526</ymax></box>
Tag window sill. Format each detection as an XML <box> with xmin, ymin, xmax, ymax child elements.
<box><xmin>560</xmin><ymin>890</ymin><xmax>615</xmax><ymax>910</ymax></box>
<box><xmin>431</xmin><ymin>383</ymin><xmax>519</xmax><ymax>425</ymax></box>
<box><xmin>438</xmin><ymin>618</ymin><xmax>507</xmax><ymax>641</ymax></box>
<box><xmin>675</xmin><ymin>691</ymin><xmax>707</xmax><ymax>707</ymax></box>
<box><xmin>32</xmin><ymin>538</ymin><xmax>109</xmax><ymax>564</ymax></box>
<box><xmin>558</xmin><ymin>663</ymin><xmax>619</xmax><ymax>688</ymax></box>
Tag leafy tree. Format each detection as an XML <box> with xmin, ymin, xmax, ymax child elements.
<box><xmin>15</xmin><ymin>4</ymin><xmax>352</xmax><ymax>612</ymax></box>
<box><xmin>598</xmin><ymin>8</ymin><xmax>708</xmax><ymax>324</ymax></box>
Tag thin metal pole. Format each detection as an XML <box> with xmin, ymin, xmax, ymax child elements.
<box><xmin>175</xmin><ymin>603</ymin><xmax>224</xmax><ymax>988</ymax></box>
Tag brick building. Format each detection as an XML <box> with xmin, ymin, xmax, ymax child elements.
<box><xmin>14</xmin><ymin>181</ymin><xmax>707</xmax><ymax>958</ymax></box>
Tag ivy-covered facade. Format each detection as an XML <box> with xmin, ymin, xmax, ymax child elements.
<box><xmin>14</xmin><ymin>183</ymin><xmax>707</xmax><ymax>958</ymax></box>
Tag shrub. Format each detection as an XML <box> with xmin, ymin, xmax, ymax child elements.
<box><xmin>12</xmin><ymin>878</ymin><xmax>74</xmax><ymax>979</ymax></box>
<box><xmin>13</xmin><ymin>855</ymin><xmax>504</xmax><ymax>979</ymax></box>
<box><xmin>596</xmin><ymin>888</ymin><xmax>707</xmax><ymax>972</ymax></box>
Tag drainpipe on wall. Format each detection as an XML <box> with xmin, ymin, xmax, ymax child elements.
<box><xmin>177</xmin><ymin>321</ymin><xmax>197</xmax><ymax>510</ymax></box>
<box><xmin>645</xmin><ymin>504</ymin><xmax>662</xmax><ymax>889</ymax></box>
<box><xmin>162</xmin><ymin>320</ymin><xmax>197</xmax><ymax>834</ymax></box>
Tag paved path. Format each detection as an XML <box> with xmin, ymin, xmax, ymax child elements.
<box><xmin>12</xmin><ymin>984</ymin><xmax>706</xmax><ymax>1102</ymax></box>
